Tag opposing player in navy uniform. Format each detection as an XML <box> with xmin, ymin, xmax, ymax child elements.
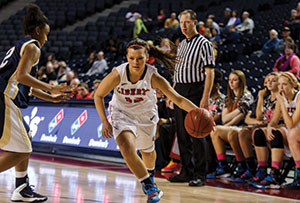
<box><xmin>0</xmin><ymin>3</ymin><xmax>71</xmax><ymax>202</ymax></box>
<box><xmin>94</xmin><ymin>38</ymin><xmax>199</xmax><ymax>203</ymax></box>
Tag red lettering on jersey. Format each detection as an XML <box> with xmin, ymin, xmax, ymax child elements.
<box><xmin>125</xmin><ymin>97</ymin><xmax>132</xmax><ymax>103</ymax></box>
<box><xmin>134</xmin><ymin>97</ymin><xmax>143</xmax><ymax>103</ymax></box>
<box><xmin>124</xmin><ymin>89</ymin><xmax>130</xmax><ymax>95</ymax></box>
<box><xmin>142</xmin><ymin>89</ymin><xmax>150</xmax><ymax>95</ymax></box>
<box><xmin>130</xmin><ymin>89</ymin><xmax>136</xmax><ymax>95</ymax></box>
<box><xmin>136</xmin><ymin>89</ymin><xmax>142</xmax><ymax>95</ymax></box>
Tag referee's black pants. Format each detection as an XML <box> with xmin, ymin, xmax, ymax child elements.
<box><xmin>174</xmin><ymin>83</ymin><xmax>206</xmax><ymax>179</ymax></box>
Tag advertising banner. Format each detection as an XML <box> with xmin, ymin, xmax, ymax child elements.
<box><xmin>21</xmin><ymin>106</ymin><xmax>119</xmax><ymax>151</ymax></box>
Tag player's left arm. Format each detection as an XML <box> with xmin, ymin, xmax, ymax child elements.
<box><xmin>284</xmin><ymin>94</ymin><xmax>300</xmax><ymax>129</ymax></box>
<box><xmin>31</xmin><ymin>88</ymin><xmax>71</xmax><ymax>103</ymax></box>
<box><xmin>151</xmin><ymin>72</ymin><xmax>197</xmax><ymax>112</ymax></box>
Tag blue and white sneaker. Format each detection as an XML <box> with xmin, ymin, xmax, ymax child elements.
<box><xmin>143</xmin><ymin>184</ymin><xmax>164</xmax><ymax>203</ymax></box>
<box><xmin>233</xmin><ymin>169</ymin><xmax>254</xmax><ymax>183</ymax></box>
<box><xmin>206</xmin><ymin>162</ymin><xmax>231</xmax><ymax>179</ymax></box>
<box><xmin>231</xmin><ymin>163</ymin><xmax>247</xmax><ymax>182</ymax></box>
<box><xmin>282</xmin><ymin>168</ymin><xmax>300</xmax><ymax>190</ymax></box>
<box><xmin>11</xmin><ymin>183</ymin><xmax>48</xmax><ymax>202</ymax></box>
<box><xmin>248</xmin><ymin>166</ymin><xmax>267</xmax><ymax>185</ymax></box>
<box><xmin>251</xmin><ymin>168</ymin><xmax>282</xmax><ymax>189</ymax></box>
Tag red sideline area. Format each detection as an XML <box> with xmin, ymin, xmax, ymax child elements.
<box><xmin>31</xmin><ymin>153</ymin><xmax>300</xmax><ymax>201</ymax></box>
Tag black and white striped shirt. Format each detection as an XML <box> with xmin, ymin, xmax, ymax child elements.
<box><xmin>174</xmin><ymin>34</ymin><xmax>215</xmax><ymax>84</ymax></box>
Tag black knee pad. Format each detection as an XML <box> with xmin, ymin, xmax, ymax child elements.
<box><xmin>270</xmin><ymin>130</ymin><xmax>284</xmax><ymax>148</ymax></box>
<box><xmin>254</xmin><ymin>129</ymin><xmax>267</xmax><ymax>147</ymax></box>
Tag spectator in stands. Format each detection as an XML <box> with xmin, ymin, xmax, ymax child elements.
<box><xmin>207</xmin><ymin>70</ymin><xmax>254</xmax><ymax>179</ymax></box>
<box><xmin>210</xmin><ymin>28</ymin><xmax>221</xmax><ymax>43</ymax></box>
<box><xmin>70</xmin><ymin>78</ymin><xmax>80</xmax><ymax>96</ymax></box>
<box><xmin>133</xmin><ymin>15</ymin><xmax>148</xmax><ymax>38</ymax></box>
<box><xmin>82</xmin><ymin>52</ymin><xmax>95</xmax><ymax>73</ymax></box>
<box><xmin>90</xmin><ymin>79</ymin><xmax>101</xmax><ymax>99</ymax></box>
<box><xmin>288</xmin><ymin>9</ymin><xmax>300</xmax><ymax>25</ymax></box>
<box><xmin>198</xmin><ymin>21</ymin><xmax>206</xmax><ymax>35</ymax></box>
<box><xmin>159</xmin><ymin>38</ymin><xmax>171</xmax><ymax>51</ymax></box>
<box><xmin>86</xmin><ymin>51</ymin><xmax>108</xmax><ymax>76</ymax></box>
<box><xmin>207</xmin><ymin>69</ymin><xmax>226</xmax><ymax>173</ymax></box>
<box><xmin>203</xmin><ymin>28</ymin><xmax>212</xmax><ymax>40</ymax></box>
<box><xmin>250</xmin><ymin>72</ymin><xmax>299</xmax><ymax>189</ymax></box>
<box><xmin>219</xmin><ymin>7</ymin><xmax>231</xmax><ymax>27</ymax></box>
<box><xmin>76</xmin><ymin>82</ymin><xmax>92</xmax><ymax>100</ymax></box>
<box><xmin>224</xmin><ymin>25</ymin><xmax>240</xmax><ymax>44</ymax></box>
<box><xmin>274</xmin><ymin>42</ymin><xmax>300</xmax><ymax>77</ymax></box>
<box><xmin>65</xmin><ymin>70</ymin><xmax>75</xmax><ymax>85</ymax></box>
<box><xmin>276</xmin><ymin>27</ymin><xmax>292</xmax><ymax>54</ymax></box>
<box><xmin>104</xmin><ymin>39</ymin><xmax>117</xmax><ymax>54</ymax></box>
<box><xmin>226</xmin><ymin>10</ymin><xmax>241</xmax><ymax>27</ymax></box>
<box><xmin>164</xmin><ymin>12</ymin><xmax>179</xmax><ymax>30</ymax></box>
<box><xmin>237</xmin><ymin>72</ymin><xmax>279</xmax><ymax>183</ymax></box>
<box><xmin>206</xmin><ymin>18</ymin><xmax>220</xmax><ymax>35</ymax></box>
<box><xmin>157</xmin><ymin>9</ymin><xmax>166</xmax><ymax>28</ymax></box>
<box><xmin>45</xmin><ymin>61</ymin><xmax>57</xmax><ymax>83</ymax></box>
<box><xmin>254</xmin><ymin>29</ymin><xmax>280</xmax><ymax>55</ymax></box>
<box><xmin>57</xmin><ymin>61</ymin><xmax>68</xmax><ymax>83</ymax></box>
<box><xmin>37</xmin><ymin>66</ymin><xmax>47</xmax><ymax>82</ymax></box>
<box><xmin>236</xmin><ymin>11</ymin><xmax>254</xmax><ymax>34</ymax></box>
<box><xmin>125</xmin><ymin>9</ymin><xmax>141</xmax><ymax>22</ymax></box>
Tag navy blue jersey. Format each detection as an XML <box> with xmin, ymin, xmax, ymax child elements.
<box><xmin>0</xmin><ymin>37</ymin><xmax>39</xmax><ymax>107</ymax></box>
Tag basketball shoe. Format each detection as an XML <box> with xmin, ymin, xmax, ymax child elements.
<box><xmin>161</xmin><ymin>161</ymin><xmax>182</xmax><ymax>173</ymax></box>
<box><xmin>142</xmin><ymin>183</ymin><xmax>164</xmax><ymax>203</ymax></box>
<box><xmin>251</xmin><ymin>168</ymin><xmax>283</xmax><ymax>189</ymax></box>
<box><xmin>206</xmin><ymin>161</ymin><xmax>231</xmax><ymax>179</ymax></box>
<box><xmin>11</xmin><ymin>183</ymin><xmax>48</xmax><ymax>202</ymax></box>
<box><xmin>282</xmin><ymin>168</ymin><xmax>300</xmax><ymax>190</ymax></box>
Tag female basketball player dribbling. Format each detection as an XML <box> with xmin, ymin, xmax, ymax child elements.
<box><xmin>94</xmin><ymin>38</ymin><xmax>198</xmax><ymax>203</ymax></box>
<box><xmin>0</xmin><ymin>3</ymin><xmax>71</xmax><ymax>202</ymax></box>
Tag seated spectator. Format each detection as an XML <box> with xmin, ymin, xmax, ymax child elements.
<box><xmin>226</xmin><ymin>10</ymin><xmax>241</xmax><ymax>27</ymax></box>
<box><xmin>36</xmin><ymin>66</ymin><xmax>47</xmax><ymax>82</ymax></box>
<box><xmin>219</xmin><ymin>7</ymin><xmax>231</xmax><ymax>27</ymax></box>
<box><xmin>57</xmin><ymin>61</ymin><xmax>69</xmax><ymax>82</ymax></box>
<box><xmin>164</xmin><ymin>12</ymin><xmax>179</xmax><ymax>30</ymax></box>
<box><xmin>157</xmin><ymin>9</ymin><xmax>166</xmax><ymax>28</ymax></box>
<box><xmin>159</xmin><ymin>38</ymin><xmax>171</xmax><ymax>51</ymax></box>
<box><xmin>133</xmin><ymin>15</ymin><xmax>148</xmax><ymax>38</ymax></box>
<box><xmin>236</xmin><ymin>11</ymin><xmax>254</xmax><ymax>34</ymax></box>
<box><xmin>70</xmin><ymin>78</ymin><xmax>80</xmax><ymax>97</ymax></box>
<box><xmin>254</xmin><ymin>29</ymin><xmax>280</xmax><ymax>55</ymax></box>
<box><xmin>104</xmin><ymin>39</ymin><xmax>117</xmax><ymax>54</ymax></box>
<box><xmin>203</xmin><ymin>28</ymin><xmax>212</xmax><ymax>40</ymax></box>
<box><xmin>224</xmin><ymin>25</ymin><xmax>240</xmax><ymax>44</ymax></box>
<box><xmin>82</xmin><ymin>52</ymin><xmax>95</xmax><ymax>73</ymax></box>
<box><xmin>86</xmin><ymin>51</ymin><xmax>108</xmax><ymax>76</ymax></box>
<box><xmin>45</xmin><ymin>61</ymin><xmax>57</xmax><ymax>83</ymax></box>
<box><xmin>90</xmin><ymin>79</ymin><xmax>101</xmax><ymax>99</ymax></box>
<box><xmin>76</xmin><ymin>82</ymin><xmax>92</xmax><ymax>100</ymax></box>
<box><xmin>198</xmin><ymin>21</ymin><xmax>206</xmax><ymax>35</ymax></box>
<box><xmin>207</xmin><ymin>70</ymin><xmax>254</xmax><ymax>179</ymax></box>
<box><xmin>274</xmin><ymin>42</ymin><xmax>300</xmax><ymax>77</ymax></box>
<box><xmin>65</xmin><ymin>70</ymin><xmax>75</xmax><ymax>85</ymax></box>
<box><xmin>125</xmin><ymin>9</ymin><xmax>141</xmax><ymax>22</ymax></box>
<box><xmin>210</xmin><ymin>28</ymin><xmax>221</xmax><ymax>43</ymax></box>
<box><xmin>206</xmin><ymin>18</ymin><xmax>220</xmax><ymax>35</ymax></box>
<box><xmin>276</xmin><ymin>27</ymin><xmax>292</xmax><ymax>54</ymax></box>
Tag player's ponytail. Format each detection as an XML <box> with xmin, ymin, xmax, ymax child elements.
<box><xmin>127</xmin><ymin>38</ymin><xmax>178</xmax><ymax>74</ymax></box>
<box><xmin>22</xmin><ymin>3</ymin><xmax>49</xmax><ymax>35</ymax></box>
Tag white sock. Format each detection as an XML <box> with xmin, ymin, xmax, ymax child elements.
<box><xmin>15</xmin><ymin>171</ymin><xmax>27</xmax><ymax>178</ymax></box>
<box><xmin>138</xmin><ymin>174</ymin><xmax>150</xmax><ymax>182</ymax></box>
<box><xmin>147</xmin><ymin>167</ymin><xmax>155</xmax><ymax>171</ymax></box>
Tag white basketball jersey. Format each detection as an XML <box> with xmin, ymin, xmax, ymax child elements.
<box><xmin>284</xmin><ymin>90</ymin><xmax>300</xmax><ymax>128</ymax></box>
<box><xmin>109</xmin><ymin>63</ymin><xmax>158</xmax><ymax>121</ymax></box>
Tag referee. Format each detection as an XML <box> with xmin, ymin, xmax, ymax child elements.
<box><xmin>167</xmin><ymin>9</ymin><xmax>215</xmax><ymax>186</ymax></box>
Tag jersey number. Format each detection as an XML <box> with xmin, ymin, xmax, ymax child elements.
<box><xmin>125</xmin><ymin>97</ymin><xmax>144</xmax><ymax>103</ymax></box>
<box><xmin>0</xmin><ymin>47</ymin><xmax>15</xmax><ymax>69</ymax></box>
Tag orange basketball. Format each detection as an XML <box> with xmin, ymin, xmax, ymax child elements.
<box><xmin>184</xmin><ymin>108</ymin><xmax>214</xmax><ymax>138</ymax></box>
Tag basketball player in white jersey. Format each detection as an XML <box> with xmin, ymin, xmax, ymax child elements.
<box><xmin>253</xmin><ymin>72</ymin><xmax>300</xmax><ymax>189</ymax></box>
<box><xmin>270</xmin><ymin>72</ymin><xmax>300</xmax><ymax>189</ymax></box>
<box><xmin>94</xmin><ymin>38</ymin><xmax>198</xmax><ymax>203</ymax></box>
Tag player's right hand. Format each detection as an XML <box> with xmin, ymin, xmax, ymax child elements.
<box><xmin>50</xmin><ymin>83</ymin><xmax>72</xmax><ymax>95</ymax></box>
<box><xmin>102</xmin><ymin>120</ymin><xmax>113</xmax><ymax>139</ymax></box>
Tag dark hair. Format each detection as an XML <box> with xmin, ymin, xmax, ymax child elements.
<box><xmin>22</xmin><ymin>3</ymin><xmax>49</xmax><ymax>35</ymax></box>
<box><xmin>214</xmin><ymin>69</ymin><xmax>223</xmax><ymax>84</ymax></box>
<box><xmin>178</xmin><ymin>9</ymin><xmax>197</xmax><ymax>21</ymax></box>
<box><xmin>285</xmin><ymin>42</ymin><xmax>297</xmax><ymax>52</ymax></box>
<box><xmin>126</xmin><ymin>38</ymin><xmax>178</xmax><ymax>74</ymax></box>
